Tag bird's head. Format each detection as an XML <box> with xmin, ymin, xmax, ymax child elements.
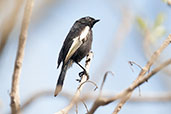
<box><xmin>78</xmin><ymin>16</ymin><xmax>100</xmax><ymax>28</ymax></box>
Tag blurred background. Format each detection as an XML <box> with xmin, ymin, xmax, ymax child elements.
<box><xmin>0</xmin><ymin>0</ymin><xmax>171</xmax><ymax>114</ymax></box>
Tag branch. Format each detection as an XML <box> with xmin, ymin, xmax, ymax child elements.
<box><xmin>10</xmin><ymin>0</ymin><xmax>34</xmax><ymax>114</ymax></box>
<box><xmin>99</xmin><ymin>71</ymin><xmax>114</xmax><ymax>96</ymax></box>
<box><xmin>17</xmin><ymin>90</ymin><xmax>171</xmax><ymax>113</ymax></box>
<box><xmin>113</xmin><ymin>58</ymin><xmax>171</xmax><ymax>114</ymax></box>
<box><xmin>112</xmin><ymin>34</ymin><xmax>171</xmax><ymax>114</ymax></box>
<box><xmin>88</xmin><ymin>34</ymin><xmax>171</xmax><ymax>114</ymax></box>
<box><xmin>20</xmin><ymin>90</ymin><xmax>52</xmax><ymax>112</ymax></box>
<box><xmin>55</xmin><ymin>51</ymin><xmax>93</xmax><ymax>114</ymax></box>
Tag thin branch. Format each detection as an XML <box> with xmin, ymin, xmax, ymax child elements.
<box><xmin>88</xmin><ymin>34</ymin><xmax>171</xmax><ymax>114</ymax></box>
<box><xmin>77</xmin><ymin>80</ymin><xmax>98</xmax><ymax>91</ymax></box>
<box><xmin>112</xmin><ymin>93</ymin><xmax>130</xmax><ymax>114</ymax></box>
<box><xmin>129</xmin><ymin>92</ymin><xmax>171</xmax><ymax>102</ymax></box>
<box><xmin>82</xmin><ymin>92</ymin><xmax>171</xmax><ymax>102</ymax></box>
<box><xmin>55</xmin><ymin>51</ymin><xmax>93</xmax><ymax>114</ymax></box>
<box><xmin>128</xmin><ymin>61</ymin><xmax>143</xmax><ymax>72</ymax></box>
<box><xmin>99</xmin><ymin>71</ymin><xmax>114</xmax><ymax>96</ymax></box>
<box><xmin>75</xmin><ymin>103</ymin><xmax>78</xmax><ymax>114</ymax></box>
<box><xmin>80</xmin><ymin>98</ymin><xmax>89</xmax><ymax>113</ymax></box>
<box><xmin>10</xmin><ymin>0</ymin><xmax>34</xmax><ymax>114</ymax></box>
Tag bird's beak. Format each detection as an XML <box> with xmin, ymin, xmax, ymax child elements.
<box><xmin>93</xmin><ymin>19</ymin><xmax>100</xmax><ymax>24</ymax></box>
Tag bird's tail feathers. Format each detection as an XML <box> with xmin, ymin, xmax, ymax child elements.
<box><xmin>54</xmin><ymin>64</ymin><xmax>68</xmax><ymax>97</ymax></box>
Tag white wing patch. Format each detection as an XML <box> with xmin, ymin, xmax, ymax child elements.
<box><xmin>80</xmin><ymin>26</ymin><xmax>90</xmax><ymax>41</ymax></box>
<box><xmin>64</xmin><ymin>37</ymin><xmax>82</xmax><ymax>64</ymax></box>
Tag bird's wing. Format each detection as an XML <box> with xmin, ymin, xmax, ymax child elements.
<box><xmin>64</xmin><ymin>26</ymin><xmax>90</xmax><ymax>64</ymax></box>
<box><xmin>64</xmin><ymin>36</ymin><xmax>82</xmax><ymax>64</ymax></box>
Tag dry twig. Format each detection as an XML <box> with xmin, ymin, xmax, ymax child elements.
<box><xmin>128</xmin><ymin>61</ymin><xmax>143</xmax><ymax>72</ymax></box>
<box><xmin>10</xmin><ymin>0</ymin><xmax>34</xmax><ymax>114</ymax></box>
<box><xmin>99</xmin><ymin>71</ymin><xmax>114</xmax><ymax>96</ymax></box>
<box><xmin>80</xmin><ymin>98</ymin><xmax>89</xmax><ymax>113</ymax></box>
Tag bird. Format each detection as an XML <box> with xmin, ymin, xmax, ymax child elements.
<box><xmin>54</xmin><ymin>16</ymin><xmax>99</xmax><ymax>97</ymax></box>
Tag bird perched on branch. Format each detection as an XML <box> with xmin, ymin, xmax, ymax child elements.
<box><xmin>54</xmin><ymin>16</ymin><xmax>99</xmax><ymax>96</ymax></box>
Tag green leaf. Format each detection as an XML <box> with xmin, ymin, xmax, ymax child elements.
<box><xmin>153</xmin><ymin>13</ymin><xmax>165</xmax><ymax>29</ymax></box>
<box><xmin>136</xmin><ymin>16</ymin><xmax>147</xmax><ymax>31</ymax></box>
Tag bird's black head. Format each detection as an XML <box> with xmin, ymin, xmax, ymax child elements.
<box><xmin>77</xmin><ymin>16</ymin><xmax>100</xmax><ymax>28</ymax></box>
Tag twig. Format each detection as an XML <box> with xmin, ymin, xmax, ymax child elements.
<box><xmin>112</xmin><ymin>93</ymin><xmax>130</xmax><ymax>114</ymax></box>
<box><xmin>10</xmin><ymin>0</ymin><xmax>34</xmax><ymax>114</ymax></box>
<box><xmin>77</xmin><ymin>80</ymin><xmax>98</xmax><ymax>90</ymax></box>
<box><xmin>88</xmin><ymin>34</ymin><xmax>171</xmax><ymax>114</ymax></box>
<box><xmin>99</xmin><ymin>71</ymin><xmax>114</xmax><ymax>96</ymax></box>
<box><xmin>128</xmin><ymin>61</ymin><xmax>143</xmax><ymax>72</ymax></box>
<box><xmin>80</xmin><ymin>98</ymin><xmax>89</xmax><ymax>113</ymax></box>
<box><xmin>55</xmin><ymin>51</ymin><xmax>93</xmax><ymax>114</ymax></box>
<box><xmin>128</xmin><ymin>61</ymin><xmax>143</xmax><ymax>95</ymax></box>
<box><xmin>75</xmin><ymin>103</ymin><xmax>78</xmax><ymax>114</ymax></box>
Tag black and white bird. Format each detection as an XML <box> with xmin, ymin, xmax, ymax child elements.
<box><xmin>54</xmin><ymin>16</ymin><xmax>99</xmax><ymax>97</ymax></box>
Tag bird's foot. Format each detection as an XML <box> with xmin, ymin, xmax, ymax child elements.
<box><xmin>79</xmin><ymin>71</ymin><xmax>85</xmax><ymax>77</ymax></box>
<box><xmin>79</xmin><ymin>70</ymin><xmax>89</xmax><ymax>80</ymax></box>
<box><xmin>76</xmin><ymin>70</ymin><xmax>89</xmax><ymax>83</ymax></box>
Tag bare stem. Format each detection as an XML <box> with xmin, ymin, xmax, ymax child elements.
<box><xmin>10</xmin><ymin>0</ymin><xmax>34</xmax><ymax>114</ymax></box>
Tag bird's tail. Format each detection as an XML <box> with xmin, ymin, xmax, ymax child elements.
<box><xmin>54</xmin><ymin>64</ymin><xmax>68</xmax><ymax>97</ymax></box>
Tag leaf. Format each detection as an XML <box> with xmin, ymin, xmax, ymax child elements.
<box><xmin>153</xmin><ymin>13</ymin><xmax>165</xmax><ymax>29</ymax></box>
<box><xmin>136</xmin><ymin>16</ymin><xmax>147</xmax><ymax>31</ymax></box>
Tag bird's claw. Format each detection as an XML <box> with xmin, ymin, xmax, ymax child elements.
<box><xmin>78</xmin><ymin>70</ymin><xmax>89</xmax><ymax>81</ymax></box>
<box><xmin>76</xmin><ymin>79</ymin><xmax>81</xmax><ymax>82</ymax></box>
<box><xmin>79</xmin><ymin>71</ymin><xmax>85</xmax><ymax>77</ymax></box>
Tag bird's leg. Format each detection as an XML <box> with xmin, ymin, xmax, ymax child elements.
<box><xmin>75</xmin><ymin>62</ymin><xmax>89</xmax><ymax>80</ymax></box>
